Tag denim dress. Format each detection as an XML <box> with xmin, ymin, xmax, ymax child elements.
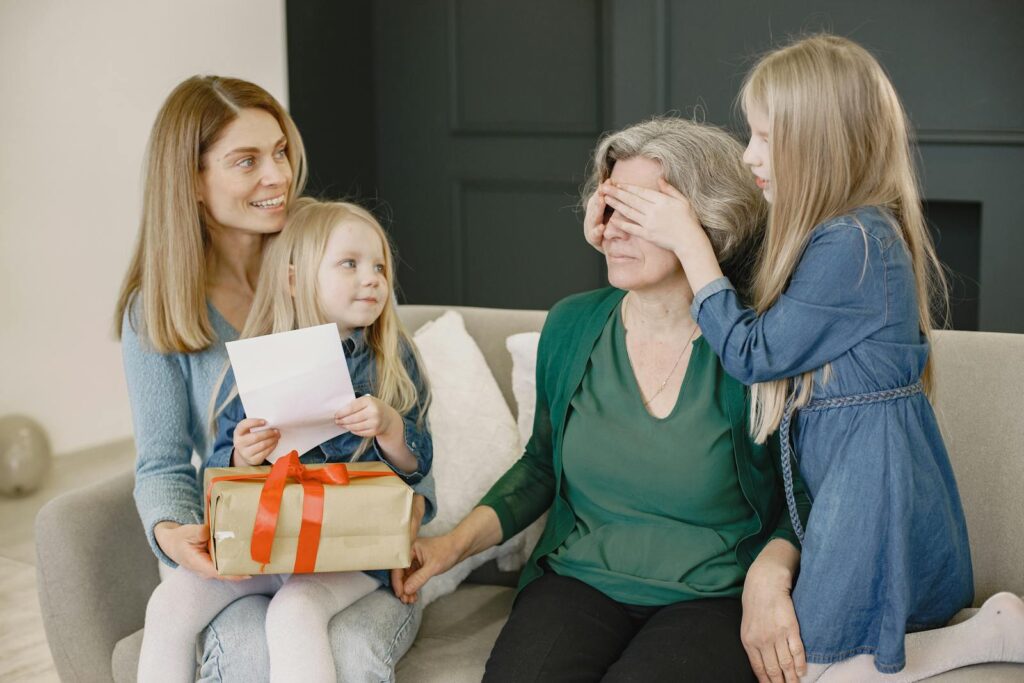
<box><xmin>691</xmin><ymin>206</ymin><xmax>973</xmax><ymax>673</ymax></box>
<box><xmin>208</xmin><ymin>329</ymin><xmax>435</xmax><ymax>586</ymax></box>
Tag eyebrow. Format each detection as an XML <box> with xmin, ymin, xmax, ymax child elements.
<box><xmin>223</xmin><ymin>136</ymin><xmax>288</xmax><ymax>158</ymax></box>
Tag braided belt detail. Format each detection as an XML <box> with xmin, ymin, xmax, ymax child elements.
<box><xmin>779</xmin><ymin>381</ymin><xmax>924</xmax><ymax>544</ymax></box>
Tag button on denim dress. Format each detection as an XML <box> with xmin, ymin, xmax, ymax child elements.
<box><xmin>692</xmin><ymin>206</ymin><xmax>974</xmax><ymax>673</ymax></box>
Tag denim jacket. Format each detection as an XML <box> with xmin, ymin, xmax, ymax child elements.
<box><xmin>207</xmin><ymin>328</ymin><xmax>436</xmax><ymax>526</ymax></box>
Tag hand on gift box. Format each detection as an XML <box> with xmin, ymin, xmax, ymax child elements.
<box><xmin>393</xmin><ymin>506</ymin><xmax>504</xmax><ymax>603</ymax></box>
<box><xmin>154</xmin><ymin>521</ymin><xmax>250</xmax><ymax>581</ymax></box>
<box><xmin>231</xmin><ymin>417</ymin><xmax>280</xmax><ymax>466</ymax></box>
<box><xmin>390</xmin><ymin>494</ymin><xmax>426</xmax><ymax>604</ymax></box>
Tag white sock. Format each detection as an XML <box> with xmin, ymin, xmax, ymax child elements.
<box><xmin>265</xmin><ymin>571</ymin><xmax>381</xmax><ymax>683</ymax></box>
<box><xmin>816</xmin><ymin>592</ymin><xmax>1024</xmax><ymax>683</ymax></box>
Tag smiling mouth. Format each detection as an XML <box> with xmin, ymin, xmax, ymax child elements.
<box><xmin>249</xmin><ymin>195</ymin><xmax>285</xmax><ymax>209</ymax></box>
<box><xmin>356</xmin><ymin>297</ymin><xmax>379</xmax><ymax>304</ymax></box>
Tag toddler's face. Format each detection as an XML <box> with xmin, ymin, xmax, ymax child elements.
<box><xmin>316</xmin><ymin>219</ymin><xmax>388</xmax><ymax>335</ymax></box>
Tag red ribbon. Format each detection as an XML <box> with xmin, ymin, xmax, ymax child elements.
<box><xmin>206</xmin><ymin>451</ymin><xmax>397</xmax><ymax>573</ymax></box>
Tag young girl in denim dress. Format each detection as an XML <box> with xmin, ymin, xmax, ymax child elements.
<box><xmin>138</xmin><ymin>197</ymin><xmax>433</xmax><ymax>683</ymax></box>
<box><xmin>597</xmin><ymin>34</ymin><xmax>1024</xmax><ymax>682</ymax></box>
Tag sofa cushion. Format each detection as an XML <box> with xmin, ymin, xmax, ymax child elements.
<box><xmin>931</xmin><ymin>330</ymin><xmax>1024</xmax><ymax>601</ymax></box>
<box><xmin>411</xmin><ymin>311</ymin><xmax>526</xmax><ymax>605</ymax></box>
<box><xmin>395</xmin><ymin>584</ymin><xmax>515</xmax><ymax>682</ymax></box>
<box><xmin>111</xmin><ymin>628</ymin><xmax>142</xmax><ymax>683</ymax></box>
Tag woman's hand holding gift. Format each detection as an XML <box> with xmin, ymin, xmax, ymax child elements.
<box><xmin>154</xmin><ymin>521</ymin><xmax>249</xmax><ymax>581</ymax></box>
<box><xmin>391</xmin><ymin>506</ymin><xmax>505</xmax><ymax>604</ymax></box>
<box><xmin>231</xmin><ymin>417</ymin><xmax>279</xmax><ymax>467</ymax></box>
<box><xmin>391</xmin><ymin>533</ymin><xmax>464</xmax><ymax>605</ymax></box>
<box><xmin>390</xmin><ymin>494</ymin><xmax>428</xmax><ymax>605</ymax></box>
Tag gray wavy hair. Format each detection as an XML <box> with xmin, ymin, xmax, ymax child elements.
<box><xmin>582</xmin><ymin>116</ymin><xmax>767</xmax><ymax>296</ymax></box>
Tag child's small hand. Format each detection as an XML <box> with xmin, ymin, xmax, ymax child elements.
<box><xmin>583</xmin><ymin>186</ymin><xmax>609</xmax><ymax>253</ymax></box>
<box><xmin>232</xmin><ymin>418</ymin><xmax>279</xmax><ymax>466</ymax></box>
<box><xmin>601</xmin><ymin>178</ymin><xmax>703</xmax><ymax>256</ymax></box>
<box><xmin>334</xmin><ymin>395</ymin><xmax>401</xmax><ymax>439</ymax></box>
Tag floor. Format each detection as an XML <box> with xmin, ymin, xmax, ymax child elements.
<box><xmin>0</xmin><ymin>438</ymin><xmax>135</xmax><ymax>682</ymax></box>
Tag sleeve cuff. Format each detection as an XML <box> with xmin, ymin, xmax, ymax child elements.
<box><xmin>410</xmin><ymin>471</ymin><xmax>437</xmax><ymax>525</ymax></box>
<box><xmin>372</xmin><ymin>419</ymin><xmax>428</xmax><ymax>484</ymax></box>
<box><xmin>140</xmin><ymin>506</ymin><xmax>204</xmax><ymax>568</ymax></box>
<box><xmin>691</xmin><ymin>276</ymin><xmax>735</xmax><ymax>320</ymax></box>
<box><xmin>769</xmin><ymin>527</ymin><xmax>802</xmax><ymax>552</ymax></box>
<box><xmin>135</xmin><ymin>478</ymin><xmax>205</xmax><ymax>568</ymax></box>
<box><xmin>206</xmin><ymin>446</ymin><xmax>233</xmax><ymax>469</ymax></box>
<box><xmin>476</xmin><ymin>497</ymin><xmax>515</xmax><ymax>544</ymax></box>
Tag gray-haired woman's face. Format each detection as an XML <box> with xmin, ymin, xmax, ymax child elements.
<box><xmin>601</xmin><ymin>156</ymin><xmax>683</xmax><ymax>291</ymax></box>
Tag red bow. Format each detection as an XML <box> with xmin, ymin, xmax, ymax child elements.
<box><xmin>207</xmin><ymin>451</ymin><xmax>397</xmax><ymax>573</ymax></box>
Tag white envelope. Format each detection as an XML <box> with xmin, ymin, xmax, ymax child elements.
<box><xmin>225</xmin><ymin>324</ymin><xmax>356</xmax><ymax>462</ymax></box>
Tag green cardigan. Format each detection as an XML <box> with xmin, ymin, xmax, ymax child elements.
<box><xmin>478</xmin><ymin>287</ymin><xmax>812</xmax><ymax>592</ymax></box>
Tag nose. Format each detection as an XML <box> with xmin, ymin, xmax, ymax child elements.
<box><xmin>603</xmin><ymin>211</ymin><xmax>630</xmax><ymax>241</ymax></box>
<box><xmin>742</xmin><ymin>139</ymin><xmax>757</xmax><ymax>167</ymax></box>
<box><xmin>260</xmin><ymin>156</ymin><xmax>289</xmax><ymax>187</ymax></box>
<box><xmin>361</xmin><ymin>267</ymin><xmax>382</xmax><ymax>286</ymax></box>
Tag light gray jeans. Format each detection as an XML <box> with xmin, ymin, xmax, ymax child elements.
<box><xmin>194</xmin><ymin>586</ymin><xmax>422</xmax><ymax>682</ymax></box>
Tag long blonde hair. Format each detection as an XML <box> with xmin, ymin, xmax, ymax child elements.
<box><xmin>114</xmin><ymin>75</ymin><xmax>308</xmax><ymax>353</ymax></box>
<box><xmin>742</xmin><ymin>34</ymin><xmax>948</xmax><ymax>442</ymax></box>
<box><xmin>212</xmin><ymin>197</ymin><xmax>428</xmax><ymax>456</ymax></box>
<box><xmin>583</xmin><ymin>117</ymin><xmax>767</xmax><ymax>298</ymax></box>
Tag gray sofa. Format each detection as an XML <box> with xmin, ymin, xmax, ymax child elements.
<box><xmin>36</xmin><ymin>304</ymin><xmax>1024</xmax><ymax>681</ymax></box>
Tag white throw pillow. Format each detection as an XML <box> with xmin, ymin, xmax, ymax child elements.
<box><xmin>496</xmin><ymin>332</ymin><xmax>547</xmax><ymax>571</ymax></box>
<box><xmin>412</xmin><ymin>311</ymin><xmax>524</xmax><ymax>605</ymax></box>
<box><xmin>506</xmin><ymin>332</ymin><xmax>541</xmax><ymax>448</ymax></box>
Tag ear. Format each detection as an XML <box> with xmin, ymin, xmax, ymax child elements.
<box><xmin>288</xmin><ymin>264</ymin><xmax>296</xmax><ymax>298</ymax></box>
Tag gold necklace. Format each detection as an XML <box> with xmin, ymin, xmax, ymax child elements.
<box><xmin>625</xmin><ymin>294</ymin><xmax>700</xmax><ymax>407</ymax></box>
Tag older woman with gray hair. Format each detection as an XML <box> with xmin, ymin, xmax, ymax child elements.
<box><xmin>395</xmin><ymin>117</ymin><xmax>810</xmax><ymax>682</ymax></box>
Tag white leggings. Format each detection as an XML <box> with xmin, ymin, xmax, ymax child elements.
<box><xmin>138</xmin><ymin>566</ymin><xmax>380</xmax><ymax>683</ymax></box>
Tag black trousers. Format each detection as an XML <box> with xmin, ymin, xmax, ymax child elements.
<box><xmin>483</xmin><ymin>571</ymin><xmax>756</xmax><ymax>683</ymax></box>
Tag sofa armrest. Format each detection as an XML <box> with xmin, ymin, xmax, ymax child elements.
<box><xmin>35</xmin><ymin>470</ymin><xmax>159</xmax><ymax>682</ymax></box>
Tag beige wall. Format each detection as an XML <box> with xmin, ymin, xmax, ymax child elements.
<box><xmin>0</xmin><ymin>0</ymin><xmax>288</xmax><ymax>455</ymax></box>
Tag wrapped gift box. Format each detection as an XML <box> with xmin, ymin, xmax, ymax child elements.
<box><xmin>204</xmin><ymin>457</ymin><xmax>413</xmax><ymax>576</ymax></box>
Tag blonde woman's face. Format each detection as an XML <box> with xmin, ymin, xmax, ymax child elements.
<box><xmin>198</xmin><ymin>108</ymin><xmax>292</xmax><ymax>235</ymax></box>
<box><xmin>602</xmin><ymin>156</ymin><xmax>683</xmax><ymax>291</ymax></box>
<box><xmin>316</xmin><ymin>219</ymin><xmax>388</xmax><ymax>337</ymax></box>
<box><xmin>742</xmin><ymin>104</ymin><xmax>773</xmax><ymax>202</ymax></box>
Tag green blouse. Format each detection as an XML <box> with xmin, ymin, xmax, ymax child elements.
<box><xmin>546</xmin><ymin>305</ymin><xmax>758</xmax><ymax>605</ymax></box>
<box><xmin>478</xmin><ymin>287</ymin><xmax>811</xmax><ymax>597</ymax></box>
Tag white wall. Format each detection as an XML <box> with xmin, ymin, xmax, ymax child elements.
<box><xmin>0</xmin><ymin>0</ymin><xmax>288</xmax><ymax>455</ymax></box>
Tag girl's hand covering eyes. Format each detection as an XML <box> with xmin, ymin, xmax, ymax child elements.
<box><xmin>600</xmin><ymin>178</ymin><xmax>703</xmax><ymax>255</ymax></box>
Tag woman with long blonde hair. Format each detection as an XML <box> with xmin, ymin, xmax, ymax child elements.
<box><xmin>117</xmin><ymin>76</ymin><xmax>433</xmax><ymax>681</ymax></box>
<box><xmin>138</xmin><ymin>197</ymin><xmax>432</xmax><ymax>682</ymax></box>
<box><xmin>601</xmin><ymin>34</ymin><xmax>1024</xmax><ymax>681</ymax></box>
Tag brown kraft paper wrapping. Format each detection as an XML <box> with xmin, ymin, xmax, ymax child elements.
<box><xmin>204</xmin><ymin>461</ymin><xmax>413</xmax><ymax>576</ymax></box>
